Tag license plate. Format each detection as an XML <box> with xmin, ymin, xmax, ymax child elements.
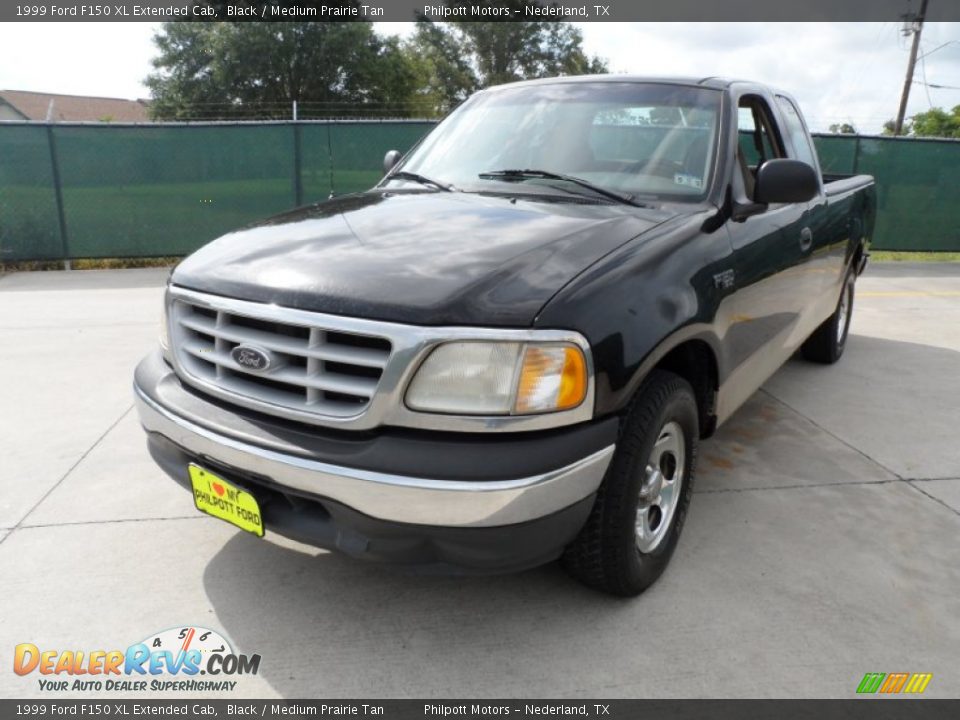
<box><xmin>188</xmin><ymin>464</ymin><xmax>264</xmax><ymax>538</ymax></box>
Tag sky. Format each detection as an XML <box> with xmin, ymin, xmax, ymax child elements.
<box><xmin>0</xmin><ymin>21</ymin><xmax>958</xmax><ymax>133</ymax></box>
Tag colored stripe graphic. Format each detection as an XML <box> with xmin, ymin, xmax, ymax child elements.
<box><xmin>858</xmin><ymin>672</ymin><xmax>932</xmax><ymax>694</ymax></box>
<box><xmin>904</xmin><ymin>674</ymin><xmax>933</xmax><ymax>694</ymax></box>
<box><xmin>857</xmin><ymin>673</ymin><xmax>886</xmax><ymax>694</ymax></box>
<box><xmin>880</xmin><ymin>673</ymin><xmax>910</xmax><ymax>693</ymax></box>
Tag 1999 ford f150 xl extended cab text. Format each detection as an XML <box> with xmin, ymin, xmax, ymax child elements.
<box><xmin>134</xmin><ymin>76</ymin><xmax>875</xmax><ymax>596</ymax></box>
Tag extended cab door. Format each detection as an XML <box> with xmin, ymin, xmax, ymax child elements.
<box><xmin>717</xmin><ymin>92</ymin><xmax>820</xmax><ymax>421</ymax></box>
<box><xmin>774</xmin><ymin>94</ymin><xmax>846</xmax><ymax>316</ymax></box>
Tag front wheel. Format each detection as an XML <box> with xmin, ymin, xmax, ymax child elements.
<box><xmin>802</xmin><ymin>268</ymin><xmax>855</xmax><ymax>364</ymax></box>
<box><xmin>562</xmin><ymin>370</ymin><xmax>698</xmax><ymax>597</ymax></box>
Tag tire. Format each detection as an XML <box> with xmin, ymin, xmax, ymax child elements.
<box><xmin>801</xmin><ymin>267</ymin><xmax>855</xmax><ymax>364</ymax></box>
<box><xmin>562</xmin><ymin>370</ymin><xmax>698</xmax><ymax>597</ymax></box>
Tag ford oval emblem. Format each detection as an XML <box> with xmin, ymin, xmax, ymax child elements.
<box><xmin>231</xmin><ymin>344</ymin><xmax>272</xmax><ymax>372</ymax></box>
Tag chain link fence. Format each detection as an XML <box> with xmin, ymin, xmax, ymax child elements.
<box><xmin>1</xmin><ymin>121</ymin><xmax>958</xmax><ymax>261</ymax></box>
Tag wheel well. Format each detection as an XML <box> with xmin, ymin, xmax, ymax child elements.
<box><xmin>653</xmin><ymin>340</ymin><xmax>718</xmax><ymax>438</ymax></box>
<box><xmin>852</xmin><ymin>238</ymin><xmax>867</xmax><ymax>271</ymax></box>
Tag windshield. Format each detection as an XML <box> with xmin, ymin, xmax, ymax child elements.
<box><xmin>398</xmin><ymin>82</ymin><xmax>721</xmax><ymax>202</ymax></box>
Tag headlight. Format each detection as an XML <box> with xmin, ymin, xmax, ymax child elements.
<box><xmin>405</xmin><ymin>341</ymin><xmax>588</xmax><ymax>416</ymax></box>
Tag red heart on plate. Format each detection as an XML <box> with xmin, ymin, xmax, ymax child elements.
<box><xmin>212</xmin><ymin>482</ymin><xmax>226</xmax><ymax>497</ymax></box>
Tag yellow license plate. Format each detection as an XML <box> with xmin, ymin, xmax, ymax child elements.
<box><xmin>189</xmin><ymin>464</ymin><xmax>264</xmax><ymax>537</ymax></box>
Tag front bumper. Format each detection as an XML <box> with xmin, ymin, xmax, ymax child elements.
<box><xmin>134</xmin><ymin>351</ymin><xmax>617</xmax><ymax>571</ymax></box>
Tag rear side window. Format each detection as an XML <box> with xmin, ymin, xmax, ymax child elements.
<box><xmin>776</xmin><ymin>96</ymin><xmax>818</xmax><ymax>170</ymax></box>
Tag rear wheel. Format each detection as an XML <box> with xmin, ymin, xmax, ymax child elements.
<box><xmin>562</xmin><ymin>370</ymin><xmax>698</xmax><ymax>597</ymax></box>
<box><xmin>802</xmin><ymin>268</ymin><xmax>855</xmax><ymax>364</ymax></box>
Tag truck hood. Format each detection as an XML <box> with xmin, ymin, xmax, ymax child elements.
<box><xmin>172</xmin><ymin>190</ymin><xmax>675</xmax><ymax>326</ymax></box>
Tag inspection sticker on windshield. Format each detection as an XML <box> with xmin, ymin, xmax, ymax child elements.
<box><xmin>189</xmin><ymin>464</ymin><xmax>264</xmax><ymax>537</ymax></box>
<box><xmin>674</xmin><ymin>173</ymin><xmax>703</xmax><ymax>189</ymax></box>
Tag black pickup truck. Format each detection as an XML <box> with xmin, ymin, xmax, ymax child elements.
<box><xmin>134</xmin><ymin>76</ymin><xmax>875</xmax><ymax>596</ymax></box>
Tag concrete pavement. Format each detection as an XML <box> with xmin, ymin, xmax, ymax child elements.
<box><xmin>0</xmin><ymin>264</ymin><xmax>957</xmax><ymax>699</ymax></box>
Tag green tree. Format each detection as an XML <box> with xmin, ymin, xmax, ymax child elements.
<box><xmin>909</xmin><ymin>106</ymin><xmax>960</xmax><ymax>138</ymax></box>
<box><xmin>410</xmin><ymin>6</ymin><xmax>608</xmax><ymax>113</ymax></box>
<box><xmin>828</xmin><ymin>123</ymin><xmax>857</xmax><ymax>134</ymax></box>
<box><xmin>882</xmin><ymin>108</ymin><xmax>960</xmax><ymax>138</ymax></box>
<box><xmin>146</xmin><ymin>19</ymin><xmax>422</xmax><ymax>120</ymax></box>
<box><xmin>406</xmin><ymin>20</ymin><xmax>481</xmax><ymax>115</ymax></box>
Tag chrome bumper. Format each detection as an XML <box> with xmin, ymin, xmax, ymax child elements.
<box><xmin>134</xmin><ymin>384</ymin><xmax>614</xmax><ymax>528</ymax></box>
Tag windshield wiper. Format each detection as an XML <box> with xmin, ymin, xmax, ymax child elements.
<box><xmin>386</xmin><ymin>170</ymin><xmax>456</xmax><ymax>192</ymax></box>
<box><xmin>478</xmin><ymin>169</ymin><xmax>645</xmax><ymax>207</ymax></box>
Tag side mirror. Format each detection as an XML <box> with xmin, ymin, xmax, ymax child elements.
<box><xmin>383</xmin><ymin>150</ymin><xmax>402</xmax><ymax>175</ymax></box>
<box><xmin>753</xmin><ymin>159</ymin><xmax>819</xmax><ymax>204</ymax></box>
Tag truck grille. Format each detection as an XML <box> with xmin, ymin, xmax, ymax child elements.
<box><xmin>170</xmin><ymin>298</ymin><xmax>392</xmax><ymax>418</ymax></box>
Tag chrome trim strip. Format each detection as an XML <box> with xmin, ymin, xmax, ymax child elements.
<box><xmin>165</xmin><ymin>285</ymin><xmax>595</xmax><ymax>433</ymax></box>
<box><xmin>135</xmin><ymin>384</ymin><xmax>614</xmax><ymax>528</ymax></box>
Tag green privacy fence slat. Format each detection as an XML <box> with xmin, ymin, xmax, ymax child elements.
<box><xmin>851</xmin><ymin>137</ymin><xmax>960</xmax><ymax>252</ymax></box>
<box><xmin>295</xmin><ymin>122</ymin><xmax>433</xmax><ymax>202</ymax></box>
<box><xmin>0</xmin><ymin>121</ymin><xmax>434</xmax><ymax>261</ymax></box>
<box><xmin>1</xmin><ymin>121</ymin><xmax>958</xmax><ymax>260</ymax></box>
<box><xmin>811</xmin><ymin>134</ymin><xmax>859</xmax><ymax>175</ymax></box>
<box><xmin>329</xmin><ymin>122</ymin><xmax>431</xmax><ymax>196</ymax></box>
<box><xmin>52</xmin><ymin>124</ymin><xmax>297</xmax><ymax>258</ymax></box>
<box><xmin>299</xmin><ymin>123</ymin><xmax>334</xmax><ymax>205</ymax></box>
<box><xmin>815</xmin><ymin>134</ymin><xmax>960</xmax><ymax>251</ymax></box>
<box><xmin>0</xmin><ymin>125</ymin><xmax>63</xmax><ymax>260</ymax></box>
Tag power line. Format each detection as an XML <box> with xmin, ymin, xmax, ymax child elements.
<box><xmin>912</xmin><ymin>80</ymin><xmax>960</xmax><ymax>91</ymax></box>
<box><xmin>919</xmin><ymin>45</ymin><xmax>934</xmax><ymax>108</ymax></box>
<box><xmin>918</xmin><ymin>40</ymin><xmax>959</xmax><ymax>60</ymax></box>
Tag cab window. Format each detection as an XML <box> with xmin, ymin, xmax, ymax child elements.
<box><xmin>775</xmin><ymin>95</ymin><xmax>818</xmax><ymax>170</ymax></box>
<box><xmin>736</xmin><ymin>96</ymin><xmax>785</xmax><ymax>200</ymax></box>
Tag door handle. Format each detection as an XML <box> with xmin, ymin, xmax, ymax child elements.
<box><xmin>799</xmin><ymin>227</ymin><xmax>813</xmax><ymax>252</ymax></box>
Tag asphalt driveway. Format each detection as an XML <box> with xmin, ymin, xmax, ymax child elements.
<box><xmin>1</xmin><ymin>263</ymin><xmax>957</xmax><ymax>699</ymax></box>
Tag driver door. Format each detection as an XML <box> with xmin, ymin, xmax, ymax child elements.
<box><xmin>718</xmin><ymin>94</ymin><xmax>817</xmax><ymax>419</ymax></box>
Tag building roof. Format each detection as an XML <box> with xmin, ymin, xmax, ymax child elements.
<box><xmin>0</xmin><ymin>90</ymin><xmax>150</xmax><ymax>122</ymax></box>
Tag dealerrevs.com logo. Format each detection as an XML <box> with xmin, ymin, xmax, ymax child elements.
<box><xmin>13</xmin><ymin>626</ymin><xmax>261</xmax><ymax>693</ymax></box>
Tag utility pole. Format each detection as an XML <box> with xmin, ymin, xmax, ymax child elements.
<box><xmin>894</xmin><ymin>0</ymin><xmax>929</xmax><ymax>136</ymax></box>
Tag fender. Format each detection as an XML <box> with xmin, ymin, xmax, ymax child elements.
<box><xmin>536</xmin><ymin>210</ymin><xmax>735</xmax><ymax>424</ymax></box>
<box><xmin>618</xmin><ymin>323</ymin><xmax>726</xmax><ymax>436</ymax></box>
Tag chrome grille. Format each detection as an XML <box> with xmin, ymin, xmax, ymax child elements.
<box><xmin>171</xmin><ymin>298</ymin><xmax>391</xmax><ymax>418</ymax></box>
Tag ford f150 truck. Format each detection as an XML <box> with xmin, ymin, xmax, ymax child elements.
<box><xmin>134</xmin><ymin>76</ymin><xmax>875</xmax><ymax>596</ymax></box>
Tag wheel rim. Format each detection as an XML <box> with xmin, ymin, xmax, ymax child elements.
<box><xmin>635</xmin><ymin>421</ymin><xmax>685</xmax><ymax>554</ymax></box>
<box><xmin>837</xmin><ymin>278</ymin><xmax>853</xmax><ymax>345</ymax></box>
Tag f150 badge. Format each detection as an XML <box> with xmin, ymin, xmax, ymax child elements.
<box><xmin>231</xmin><ymin>345</ymin><xmax>272</xmax><ymax>371</ymax></box>
<box><xmin>713</xmin><ymin>269</ymin><xmax>736</xmax><ymax>290</ymax></box>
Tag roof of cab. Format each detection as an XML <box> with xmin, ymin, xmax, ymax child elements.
<box><xmin>484</xmin><ymin>75</ymin><xmax>752</xmax><ymax>92</ymax></box>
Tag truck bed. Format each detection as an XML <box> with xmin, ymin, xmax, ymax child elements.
<box><xmin>822</xmin><ymin>173</ymin><xmax>875</xmax><ymax>197</ymax></box>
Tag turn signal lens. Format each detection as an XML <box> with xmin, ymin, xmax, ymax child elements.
<box><xmin>515</xmin><ymin>345</ymin><xmax>587</xmax><ymax>414</ymax></box>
